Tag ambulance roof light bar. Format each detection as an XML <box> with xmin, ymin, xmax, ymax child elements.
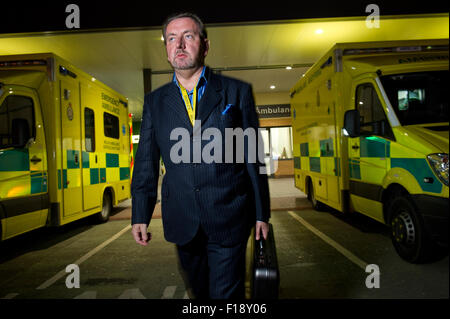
<box><xmin>0</xmin><ymin>59</ymin><xmax>47</xmax><ymax>67</ymax></box>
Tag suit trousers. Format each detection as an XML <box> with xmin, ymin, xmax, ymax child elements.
<box><xmin>176</xmin><ymin>226</ymin><xmax>249</xmax><ymax>299</ymax></box>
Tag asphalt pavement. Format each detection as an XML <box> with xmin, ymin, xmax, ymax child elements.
<box><xmin>0</xmin><ymin>177</ymin><xmax>448</xmax><ymax>301</ymax></box>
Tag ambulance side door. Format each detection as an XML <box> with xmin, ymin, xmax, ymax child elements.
<box><xmin>348</xmin><ymin>78</ymin><xmax>395</xmax><ymax>223</ymax></box>
<box><xmin>60</xmin><ymin>77</ymin><xmax>83</xmax><ymax>217</ymax></box>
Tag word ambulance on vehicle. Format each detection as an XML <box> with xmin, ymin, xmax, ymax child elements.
<box><xmin>0</xmin><ymin>53</ymin><xmax>132</xmax><ymax>240</ymax></box>
<box><xmin>290</xmin><ymin>39</ymin><xmax>448</xmax><ymax>263</ymax></box>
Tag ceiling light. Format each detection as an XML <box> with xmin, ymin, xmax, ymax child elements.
<box><xmin>270</xmin><ymin>85</ymin><xmax>276</xmax><ymax>89</ymax></box>
<box><xmin>315</xmin><ymin>29</ymin><xmax>324</xmax><ymax>34</ymax></box>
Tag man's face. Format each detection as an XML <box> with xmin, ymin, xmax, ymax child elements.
<box><xmin>165</xmin><ymin>17</ymin><xmax>209</xmax><ymax>70</ymax></box>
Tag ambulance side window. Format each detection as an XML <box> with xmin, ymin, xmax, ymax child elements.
<box><xmin>85</xmin><ymin>107</ymin><xmax>95</xmax><ymax>152</ymax></box>
<box><xmin>356</xmin><ymin>83</ymin><xmax>394</xmax><ymax>140</ymax></box>
<box><xmin>0</xmin><ymin>95</ymin><xmax>35</xmax><ymax>149</ymax></box>
<box><xmin>104</xmin><ymin>112</ymin><xmax>119</xmax><ymax>139</ymax></box>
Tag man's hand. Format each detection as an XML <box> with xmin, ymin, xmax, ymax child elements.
<box><xmin>132</xmin><ymin>223</ymin><xmax>152</xmax><ymax>246</ymax></box>
<box><xmin>255</xmin><ymin>221</ymin><xmax>269</xmax><ymax>241</ymax></box>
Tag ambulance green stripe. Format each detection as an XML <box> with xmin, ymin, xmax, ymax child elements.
<box><xmin>31</xmin><ymin>172</ymin><xmax>43</xmax><ymax>194</ymax></box>
<box><xmin>300</xmin><ymin>143</ymin><xmax>309</xmax><ymax>157</ymax></box>
<box><xmin>43</xmin><ymin>173</ymin><xmax>48</xmax><ymax>192</ymax></box>
<box><xmin>391</xmin><ymin>158</ymin><xmax>442</xmax><ymax>193</ymax></box>
<box><xmin>120</xmin><ymin>167</ymin><xmax>130</xmax><ymax>180</ymax></box>
<box><xmin>63</xmin><ymin>169</ymin><xmax>67</xmax><ymax>189</ymax></box>
<box><xmin>100</xmin><ymin>168</ymin><xmax>106</xmax><ymax>183</ymax></box>
<box><xmin>360</xmin><ymin>137</ymin><xmax>389</xmax><ymax>158</ymax></box>
<box><xmin>310</xmin><ymin>157</ymin><xmax>321</xmax><ymax>172</ymax></box>
<box><xmin>63</xmin><ymin>150</ymin><xmax>129</xmax><ymax>186</ymax></box>
<box><xmin>82</xmin><ymin>151</ymin><xmax>90</xmax><ymax>168</ymax></box>
<box><xmin>67</xmin><ymin>150</ymin><xmax>80</xmax><ymax>169</ymax></box>
<box><xmin>0</xmin><ymin>149</ymin><xmax>29</xmax><ymax>171</ymax></box>
<box><xmin>90</xmin><ymin>168</ymin><xmax>99</xmax><ymax>184</ymax></box>
<box><xmin>294</xmin><ymin>157</ymin><xmax>301</xmax><ymax>169</ymax></box>
<box><xmin>106</xmin><ymin>153</ymin><xmax>119</xmax><ymax>167</ymax></box>
<box><xmin>349</xmin><ymin>159</ymin><xmax>361</xmax><ymax>179</ymax></box>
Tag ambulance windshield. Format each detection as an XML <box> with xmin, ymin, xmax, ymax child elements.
<box><xmin>380</xmin><ymin>70</ymin><xmax>449</xmax><ymax>126</ymax></box>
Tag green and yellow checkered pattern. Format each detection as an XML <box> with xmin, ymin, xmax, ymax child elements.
<box><xmin>295</xmin><ymin>136</ymin><xmax>442</xmax><ymax>194</ymax></box>
<box><xmin>58</xmin><ymin>150</ymin><xmax>130</xmax><ymax>189</ymax></box>
<box><xmin>294</xmin><ymin>138</ymin><xmax>340</xmax><ymax>177</ymax></box>
<box><xmin>0</xmin><ymin>149</ymin><xmax>48</xmax><ymax>198</ymax></box>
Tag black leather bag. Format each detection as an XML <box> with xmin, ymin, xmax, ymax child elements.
<box><xmin>251</xmin><ymin>223</ymin><xmax>280</xmax><ymax>299</ymax></box>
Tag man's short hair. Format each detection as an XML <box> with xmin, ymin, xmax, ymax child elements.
<box><xmin>162</xmin><ymin>12</ymin><xmax>208</xmax><ymax>44</ymax></box>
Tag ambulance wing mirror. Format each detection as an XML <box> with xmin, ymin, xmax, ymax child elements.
<box><xmin>11</xmin><ymin>118</ymin><xmax>31</xmax><ymax>148</ymax></box>
<box><xmin>343</xmin><ymin>110</ymin><xmax>360</xmax><ymax>138</ymax></box>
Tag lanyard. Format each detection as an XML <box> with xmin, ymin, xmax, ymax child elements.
<box><xmin>178</xmin><ymin>82</ymin><xmax>197</xmax><ymax>126</ymax></box>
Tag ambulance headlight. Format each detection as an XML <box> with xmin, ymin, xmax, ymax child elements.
<box><xmin>427</xmin><ymin>153</ymin><xmax>449</xmax><ymax>186</ymax></box>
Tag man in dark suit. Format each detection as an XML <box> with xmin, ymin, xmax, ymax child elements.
<box><xmin>131</xmin><ymin>12</ymin><xmax>270</xmax><ymax>299</ymax></box>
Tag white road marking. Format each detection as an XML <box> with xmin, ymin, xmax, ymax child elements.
<box><xmin>161</xmin><ymin>285</ymin><xmax>177</xmax><ymax>299</ymax></box>
<box><xmin>118</xmin><ymin>288</ymin><xmax>146</xmax><ymax>299</ymax></box>
<box><xmin>36</xmin><ymin>224</ymin><xmax>132</xmax><ymax>290</ymax></box>
<box><xmin>74</xmin><ymin>291</ymin><xmax>97</xmax><ymax>299</ymax></box>
<box><xmin>1</xmin><ymin>293</ymin><xmax>19</xmax><ymax>299</ymax></box>
<box><xmin>288</xmin><ymin>211</ymin><xmax>368</xmax><ymax>270</ymax></box>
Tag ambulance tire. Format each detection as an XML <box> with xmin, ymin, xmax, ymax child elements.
<box><xmin>308</xmin><ymin>179</ymin><xmax>325</xmax><ymax>211</ymax></box>
<box><xmin>388</xmin><ymin>195</ymin><xmax>432</xmax><ymax>263</ymax></box>
<box><xmin>96</xmin><ymin>191</ymin><xmax>112</xmax><ymax>223</ymax></box>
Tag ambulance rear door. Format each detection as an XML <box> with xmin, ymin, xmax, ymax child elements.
<box><xmin>60</xmin><ymin>75</ymin><xmax>83</xmax><ymax>218</ymax></box>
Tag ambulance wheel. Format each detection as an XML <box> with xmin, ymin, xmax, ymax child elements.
<box><xmin>308</xmin><ymin>179</ymin><xmax>325</xmax><ymax>211</ymax></box>
<box><xmin>388</xmin><ymin>196</ymin><xmax>431</xmax><ymax>263</ymax></box>
<box><xmin>96</xmin><ymin>192</ymin><xmax>112</xmax><ymax>223</ymax></box>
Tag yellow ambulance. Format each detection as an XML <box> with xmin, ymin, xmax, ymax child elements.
<box><xmin>0</xmin><ymin>53</ymin><xmax>132</xmax><ymax>240</ymax></box>
<box><xmin>290</xmin><ymin>39</ymin><xmax>448</xmax><ymax>263</ymax></box>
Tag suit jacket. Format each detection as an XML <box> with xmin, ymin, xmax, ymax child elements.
<box><xmin>131</xmin><ymin>67</ymin><xmax>270</xmax><ymax>246</ymax></box>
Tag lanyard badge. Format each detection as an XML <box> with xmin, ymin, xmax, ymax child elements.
<box><xmin>178</xmin><ymin>83</ymin><xmax>197</xmax><ymax>126</ymax></box>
